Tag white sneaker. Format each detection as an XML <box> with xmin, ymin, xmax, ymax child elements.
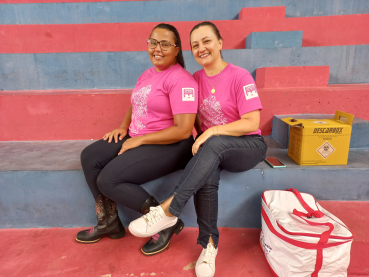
<box><xmin>128</xmin><ymin>206</ymin><xmax>178</xmax><ymax>237</ymax></box>
<box><xmin>195</xmin><ymin>243</ymin><xmax>218</xmax><ymax>277</ymax></box>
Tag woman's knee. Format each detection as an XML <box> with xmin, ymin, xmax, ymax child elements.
<box><xmin>202</xmin><ymin>136</ymin><xmax>225</xmax><ymax>154</ymax></box>
<box><xmin>96</xmin><ymin>170</ymin><xmax>112</xmax><ymax>195</ymax></box>
<box><xmin>80</xmin><ymin>144</ymin><xmax>96</xmax><ymax>169</ymax></box>
<box><xmin>80</xmin><ymin>140</ymin><xmax>111</xmax><ymax>169</ymax></box>
<box><xmin>80</xmin><ymin>143</ymin><xmax>91</xmax><ymax>161</ymax></box>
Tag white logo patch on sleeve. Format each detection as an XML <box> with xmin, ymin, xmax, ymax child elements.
<box><xmin>182</xmin><ymin>88</ymin><xmax>195</xmax><ymax>101</ymax></box>
<box><xmin>243</xmin><ymin>84</ymin><xmax>259</xmax><ymax>100</ymax></box>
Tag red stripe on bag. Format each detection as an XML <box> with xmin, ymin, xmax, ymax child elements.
<box><xmin>261</xmin><ymin>207</ymin><xmax>351</xmax><ymax>250</ymax></box>
<box><xmin>276</xmin><ymin>222</ymin><xmax>353</xmax><ymax>240</ymax></box>
<box><xmin>286</xmin><ymin>188</ymin><xmax>325</xmax><ymax>218</ymax></box>
<box><xmin>312</xmin><ymin>249</ymin><xmax>323</xmax><ymax>277</ymax></box>
<box><xmin>293</xmin><ymin>209</ymin><xmax>334</xmax><ymax>276</ymax></box>
<box><xmin>292</xmin><ymin>209</ymin><xmax>334</xmax><ymax>243</ymax></box>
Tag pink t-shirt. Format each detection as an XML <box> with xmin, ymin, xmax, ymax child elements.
<box><xmin>193</xmin><ymin>63</ymin><xmax>262</xmax><ymax>136</ymax></box>
<box><xmin>129</xmin><ymin>63</ymin><xmax>198</xmax><ymax>137</ymax></box>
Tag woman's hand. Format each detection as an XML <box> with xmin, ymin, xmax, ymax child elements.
<box><xmin>118</xmin><ymin>137</ymin><xmax>143</xmax><ymax>155</ymax></box>
<box><xmin>192</xmin><ymin>127</ymin><xmax>214</xmax><ymax>155</ymax></box>
<box><xmin>103</xmin><ymin>128</ymin><xmax>127</xmax><ymax>143</ymax></box>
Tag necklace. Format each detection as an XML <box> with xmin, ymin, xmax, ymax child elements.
<box><xmin>205</xmin><ymin>62</ymin><xmax>224</xmax><ymax>93</ymax></box>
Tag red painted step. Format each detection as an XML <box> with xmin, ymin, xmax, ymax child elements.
<box><xmin>2</xmin><ymin>13</ymin><xmax>369</xmax><ymax>53</ymax></box>
<box><xmin>0</xmin><ymin>201</ymin><xmax>367</xmax><ymax>276</ymax></box>
<box><xmin>0</xmin><ymin>90</ymin><xmax>132</xmax><ymax>141</ymax></box>
<box><xmin>256</xmin><ymin>66</ymin><xmax>329</xmax><ymax>88</ymax></box>
<box><xmin>238</xmin><ymin>6</ymin><xmax>286</xmax><ymax>20</ymax></box>
<box><xmin>1</xmin><ymin>84</ymin><xmax>369</xmax><ymax>141</ymax></box>
<box><xmin>260</xmin><ymin>84</ymin><xmax>369</xmax><ymax>135</ymax></box>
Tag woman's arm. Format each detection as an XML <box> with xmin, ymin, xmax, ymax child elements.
<box><xmin>215</xmin><ymin>109</ymin><xmax>260</xmax><ymax>136</ymax></box>
<box><xmin>192</xmin><ymin>110</ymin><xmax>260</xmax><ymax>155</ymax></box>
<box><xmin>194</xmin><ymin>114</ymin><xmax>202</xmax><ymax>135</ymax></box>
<box><xmin>103</xmin><ymin>105</ymin><xmax>133</xmax><ymax>143</ymax></box>
<box><xmin>118</xmin><ymin>113</ymin><xmax>196</xmax><ymax>155</ymax></box>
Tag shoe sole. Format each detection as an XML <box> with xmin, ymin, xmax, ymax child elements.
<box><xmin>141</xmin><ymin>240</ymin><xmax>171</xmax><ymax>256</ymax></box>
<box><xmin>128</xmin><ymin>220</ymin><xmax>177</xmax><ymax>238</ymax></box>
<box><xmin>74</xmin><ymin>229</ymin><xmax>125</xmax><ymax>243</ymax></box>
<box><xmin>75</xmin><ymin>237</ymin><xmax>101</xmax><ymax>244</ymax></box>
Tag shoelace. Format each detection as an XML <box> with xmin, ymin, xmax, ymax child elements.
<box><xmin>201</xmin><ymin>243</ymin><xmax>216</xmax><ymax>265</ymax></box>
<box><xmin>143</xmin><ymin>207</ymin><xmax>163</xmax><ymax>226</ymax></box>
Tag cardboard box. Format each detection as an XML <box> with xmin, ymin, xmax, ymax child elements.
<box><xmin>282</xmin><ymin>111</ymin><xmax>354</xmax><ymax>166</ymax></box>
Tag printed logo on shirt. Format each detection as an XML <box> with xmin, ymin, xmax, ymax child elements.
<box><xmin>243</xmin><ymin>84</ymin><xmax>259</xmax><ymax>100</ymax></box>
<box><xmin>199</xmin><ymin>95</ymin><xmax>227</xmax><ymax>128</ymax></box>
<box><xmin>129</xmin><ymin>84</ymin><xmax>152</xmax><ymax>134</ymax></box>
<box><xmin>182</xmin><ymin>88</ymin><xmax>195</xmax><ymax>101</ymax></box>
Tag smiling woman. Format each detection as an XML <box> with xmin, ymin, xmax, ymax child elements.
<box><xmin>147</xmin><ymin>24</ymin><xmax>185</xmax><ymax>72</ymax></box>
<box><xmin>75</xmin><ymin>23</ymin><xmax>198</xmax><ymax>257</ymax></box>
<box><xmin>190</xmin><ymin>22</ymin><xmax>223</xmax><ymax>74</ymax></box>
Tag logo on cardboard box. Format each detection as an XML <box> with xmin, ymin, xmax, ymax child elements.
<box><xmin>317</xmin><ymin>141</ymin><xmax>335</xmax><ymax>159</ymax></box>
<box><xmin>313</xmin><ymin>128</ymin><xmax>343</xmax><ymax>134</ymax></box>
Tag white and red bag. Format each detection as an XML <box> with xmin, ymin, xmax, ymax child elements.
<box><xmin>260</xmin><ymin>189</ymin><xmax>353</xmax><ymax>277</ymax></box>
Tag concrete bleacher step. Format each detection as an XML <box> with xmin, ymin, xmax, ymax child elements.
<box><xmin>1</xmin><ymin>136</ymin><xmax>368</xmax><ymax>229</ymax></box>
<box><xmin>256</xmin><ymin>66</ymin><xmax>329</xmax><ymax>88</ymax></box>
<box><xmin>0</xmin><ymin>89</ymin><xmax>132</xmax><ymax>141</ymax></box>
<box><xmin>1</xmin><ymin>0</ymin><xmax>369</xmax><ymax>24</ymax></box>
<box><xmin>2</xmin><ymin>13</ymin><xmax>369</xmax><ymax>53</ymax></box>
<box><xmin>1</xmin><ymin>202</ymin><xmax>369</xmax><ymax>277</ymax></box>
<box><xmin>1</xmin><ymin>45</ymin><xmax>369</xmax><ymax>91</ymax></box>
<box><xmin>246</xmin><ymin>30</ymin><xmax>303</xmax><ymax>49</ymax></box>
<box><xmin>239</xmin><ymin>6</ymin><xmax>286</xmax><ymax>19</ymax></box>
<box><xmin>2</xmin><ymin>82</ymin><xmax>369</xmax><ymax>141</ymax></box>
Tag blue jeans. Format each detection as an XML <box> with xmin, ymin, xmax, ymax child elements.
<box><xmin>168</xmin><ymin>135</ymin><xmax>267</xmax><ymax>249</ymax></box>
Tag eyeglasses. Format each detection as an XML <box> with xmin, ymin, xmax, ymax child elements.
<box><xmin>147</xmin><ymin>38</ymin><xmax>177</xmax><ymax>50</ymax></box>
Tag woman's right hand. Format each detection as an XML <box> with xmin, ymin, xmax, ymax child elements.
<box><xmin>103</xmin><ymin>128</ymin><xmax>127</xmax><ymax>143</ymax></box>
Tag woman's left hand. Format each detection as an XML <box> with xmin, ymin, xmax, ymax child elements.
<box><xmin>192</xmin><ymin>129</ymin><xmax>213</xmax><ymax>155</ymax></box>
<box><xmin>118</xmin><ymin>137</ymin><xmax>143</xmax><ymax>155</ymax></box>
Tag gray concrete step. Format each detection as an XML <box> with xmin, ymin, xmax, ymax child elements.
<box><xmin>1</xmin><ymin>138</ymin><xmax>368</xmax><ymax>229</ymax></box>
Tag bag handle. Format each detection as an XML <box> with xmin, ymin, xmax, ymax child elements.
<box><xmin>290</xmin><ymin>209</ymin><xmax>337</xmax><ymax>277</ymax></box>
<box><xmin>286</xmin><ymin>188</ymin><xmax>324</xmax><ymax>218</ymax></box>
<box><xmin>293</xmin><ymin>209</ymin><xmax>334</xmax><ymax>243</ymax></box>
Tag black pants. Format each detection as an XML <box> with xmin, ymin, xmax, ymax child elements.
<box><xmin>80</xmin><ymin>134</ymin><xmax>194</xmax><ymax>213</ymax></box>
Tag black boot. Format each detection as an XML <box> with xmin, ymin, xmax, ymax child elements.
<box><xmin>75</xmin><ymin>195</ymin><xmax>126</xmax><ymax>243</ymax></box>
<box><xmin>141</xmin><ymin>219</ymin><xmax>184</xmax><ymax>256</ymax></box>
<box><xmin>140</xmin><ymin>196</ymin><xmax>184</xmax><ymax>256</ymax></box>
<box><xmin>140</xmin><ymin>195</ymin><xmax>160</xmax><ymax>214</ymax></box>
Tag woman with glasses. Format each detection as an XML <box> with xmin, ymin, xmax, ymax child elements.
<box><xmin>129</xmin><ymin>21</ymin><xmax>267</xmax><ymax>277</ymax></box>
<box><xmin>75</xmin><ymin>23</ymin><xmax>198</xmax><ymax>256</ymax></box>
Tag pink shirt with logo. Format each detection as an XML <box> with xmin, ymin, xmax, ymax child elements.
<box><xmin>129</xmin><ymin>63</ymin><xmax>198</xmax><ymax>137</ymax></box>
<box><xmin>193</xmin><ymin>63</ymin><xmax>262</xmax><ymax>136</ymax></box>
